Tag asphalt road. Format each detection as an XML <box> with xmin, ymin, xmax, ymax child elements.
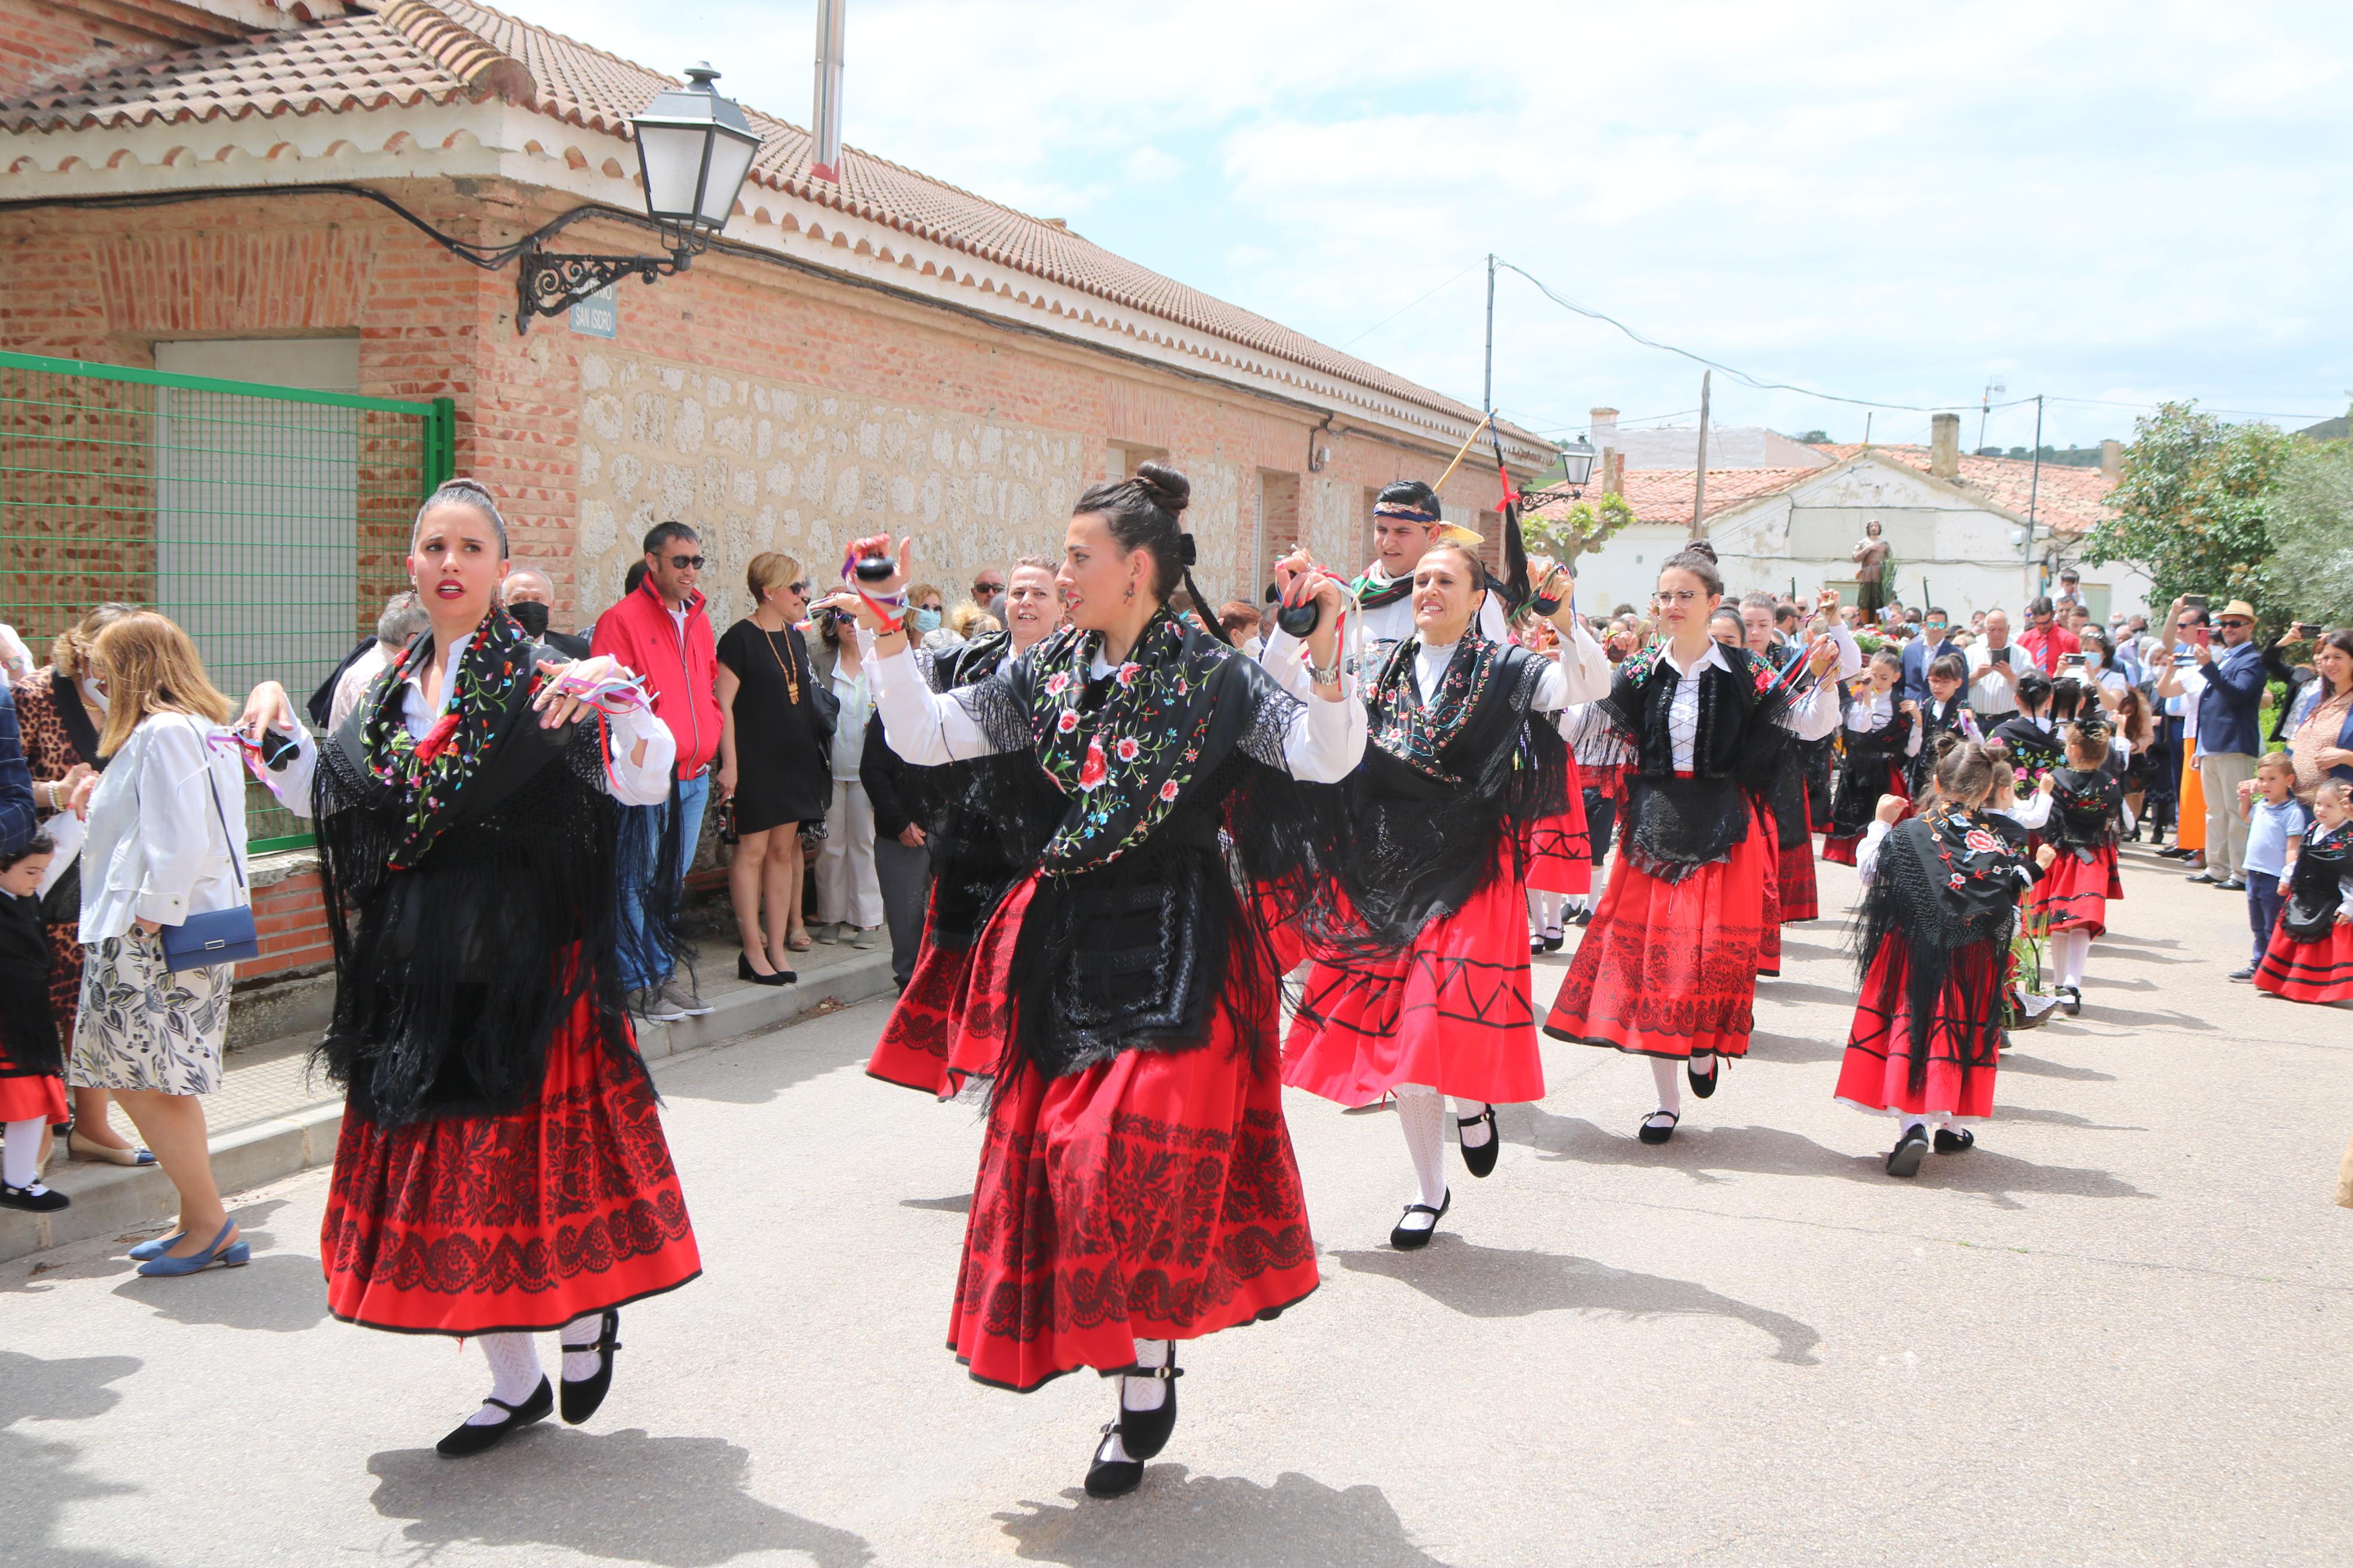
<box><xmin>5</xmin><ymin>843</ymin><xmax>2348</xmax><ymax>1567</ymax></box>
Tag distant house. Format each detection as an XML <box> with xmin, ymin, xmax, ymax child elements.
<box><xmin>1548</xmin><ymin>419</ymin><xmax>2132</xmax><ymax>621</ymax></box>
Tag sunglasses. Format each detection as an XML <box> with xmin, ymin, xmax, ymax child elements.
<box><xmin>2218</xmin><ymin>618</ymin><xmax>2252</xmax><ymax>628</ymax></box>
<box><xmin>666</xmin><ymin>554</ymin><xmax>705</xmax><ymax>571</ymax></box>
<box><xmin>973</xmin><ymin>581</ymin><xmax>1003</xmax><ymax>595</ymax></box>
<box><xmin>785</xmin><ymin>581</ymin><xmax>810</xmax><ymax>595</ymax></box>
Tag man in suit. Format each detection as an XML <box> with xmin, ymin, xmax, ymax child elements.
<box><xmin>1898</xmin><ymin>605</ymin><xmax>1957</xmax><ymax>703</ymax></box>
<box><xmin>2179</xmin><ymin>598</ymin><xmax>2267</xmax><ymax>890</ymax></box>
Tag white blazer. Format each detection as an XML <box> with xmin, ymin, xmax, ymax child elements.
<box><xmin>77</xmin><ymin>712</ymin><xmax>251</xmax><ymax>944</ymax></box>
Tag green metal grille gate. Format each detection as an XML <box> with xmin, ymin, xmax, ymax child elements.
<box><xmin>0</xmin><ymin>350</ymin><xmax>455</xmax><ymax>849</ymax></box>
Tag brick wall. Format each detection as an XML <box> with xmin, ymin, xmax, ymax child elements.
<box><xmin>243</xmin><ymin>858</ymin><xmax>332</xmax><ymax>982</ymax></box>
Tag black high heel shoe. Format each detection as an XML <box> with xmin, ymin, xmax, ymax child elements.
<box><xmin>1084</xmin><ymin>1355</ymin><xmax>1182</xmax><ymax>1498</ymax></box>
<box><xmin>560</xmin><ymin>1310</ymin><xmax>620</xmax><ymax>1425</ymax></box>
<box><xmin>436</xmin><ymin>1377</ymin><xmax>553</xmax><ymax>1457</ymax></box>
<box><xmin>738</xmin><ymin>952</ymin><xmax>795</xmax><ymax>987</ymax></box>
<box><xmin>1457</xmin><ymin>1106</ymin><xmax>1499</xmax><ymax>1178</ymax></box>
<box><xmin>1686</xmin><ymin>1053</ymin><xmax>1721</xmax><ymax>1099</ymax></box>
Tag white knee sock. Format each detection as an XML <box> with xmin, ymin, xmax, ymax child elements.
<box><xmin>3</xmin><ymin>1118</ymin><xmax>45</xmax><ymax>1189</ymax></box>
<box><xmin>469</xmin><ymin>1332</ymin><xmax>543</xmax><ymax>1424</ymax></box>
<box><xmin>1097</xmin><ymin>1337</ymin><xmax>1174</xmax><ymax>1465</ymax></box>
<box><xmin>1649</xmin><ymin>1057</ymin><xmax>1683</xmax><ymax>1121</ymax></box>
<box><xmin>2052</xmin><ymin>930</ymin><xmax>2090</xmax><ymax>989</ymax></box>
<box><xmin>1394</xmin><ymin>1086</ymin><xmax>1449</xmax><ymax>1212</ymax></box>
<box><xmin>1527</xmin><ymin>891</ymin><xmax>1563</xmax><ymax>936</ymax></box>
<box><xmin>560</xmin><ymin>1311</ymin><xmax>605</xmax><ymax>1382</ymax></box>
<box><xmin>1453</xmin><ymin>1097</ymin><xmax>1493</xmax><ymax>1149</ymax></box>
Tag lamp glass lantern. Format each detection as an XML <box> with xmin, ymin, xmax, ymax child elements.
<box><xmin>1557</xmin><ymin>434</ymin><xmax>1599</xmax><ymax>488</ymax></box>
<box><xmin>631</xmin><ymin>62</ymin><xmax>762</xmax><ymax>231</ymax></box>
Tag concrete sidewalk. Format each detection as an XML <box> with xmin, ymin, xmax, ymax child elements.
<box><xmin>0</xmin><ymin>933</ymin><xmax>896</xmax><ymax>1264</ymax></box>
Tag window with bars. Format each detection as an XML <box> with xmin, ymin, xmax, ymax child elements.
<box><xmin>0</xmin><ymin>349</ymin><xmax>453</xmax><ymax>849</ymax></box>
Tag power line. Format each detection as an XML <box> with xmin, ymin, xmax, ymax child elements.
<box><xmin>1334</xmin><ymin>260</ymin><xmax>1482</xmax><ymax>352</ymax></box>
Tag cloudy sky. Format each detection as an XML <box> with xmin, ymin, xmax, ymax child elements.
<box><xmin>516</xmin><ymin>0</ymin><xmax>2352</xmax><ymax>451</ymax></box>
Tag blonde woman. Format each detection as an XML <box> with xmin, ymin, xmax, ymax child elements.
<box><xmin>715</xmin><ymin>553</ymin><xmax>829</xmax><ymax>977</ymax></box>
<box><xmin>65</xmin><ymin>613</ymin><xmax>262</xmax><ymax>1276</ymax></box>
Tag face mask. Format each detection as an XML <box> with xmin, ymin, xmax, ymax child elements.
<box><xmin>2082</xmin><ymin>650</ymin><xmax>2102</xmax><ymax>670</ymax></box>
<box><xmin>77</xmin><ymin>674</ymin><xmax>108</xmax><ymax>712</ymax></box>
<box><xmin>911</xmin><ymin>608</ymin><xmax>942</xmax><ymax>634</ymax></box>
<box><xmin>507</xmin><ymin>600</ymin><xmax>551</xmax><ymax>638</ymax></box>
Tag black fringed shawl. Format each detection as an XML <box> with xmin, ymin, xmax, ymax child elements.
<box><xmin>947</xmin><ymin>609</ymin><xmax>1353</xmax><ymax>1082</ymax></box>
<box><xmin>1335</xmin><ymin>631</ymin><xmax>1567</xmax><ymax>945</ymax></box>
<box><xmin>1851</xmin><ymin>806</ymin><xmax>2030</xmax><ymax>1090</ymax></box>
<box><xmin>0</xmin><ymin>891</ymin><xmax>58</xmax><ymax>1080</ymax></box>
<box><xmin>2281</xmin><ymin>821</ymin><xmax>2352</xmax><ymax>941</ymax></box>
<box><xmin>310</xmin><ymin>620</ymin><xmax>680</xmax><ymax>1127</ymax></box>
<box><xmin>1595</xmin><ymin>642</ymin><xmax>1797</xmax><ymax>883</ymax></box>
<box><xmin>1829</xmin><ymin>697</ymin><xmax>1915</xmax><ymax>838</ymax></box>
<box><xmin>2044</xmin><ymin>767</ymin><xmax>2123</xmax><ymax>863</ymax></box>
<box><xmin>897</xmin><ymin>629</ymin><xmax>1048</xmax><ymax>954</ymax></box>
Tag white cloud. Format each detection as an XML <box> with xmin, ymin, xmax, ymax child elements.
<box><xmin>504</xmin><ymin>0</ymin><xmax>2353</xmax><ymax>445</ymax></box>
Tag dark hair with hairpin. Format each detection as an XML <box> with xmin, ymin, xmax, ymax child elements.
<box><xmin>1071</xmin><ymin>462</ymin><xmax>1230</xmax><ymax>643</ymax></box>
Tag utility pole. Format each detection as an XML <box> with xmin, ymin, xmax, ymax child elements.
<box><xmin>1690</xmin><ymin>370</ymin><xmax>1711</xmax><ymax>538</ymax></box>
<box><xmin>2026</xmin><ymin>393</ymin><xmax>2045</xmax><ymax>591</ymax></box>
<box><xmin>1978</xmin><ymin>378</ymin><xmax>2004</xmax><ymax>453</ymax></box>
<box><xmin>1482</xmin><ymin>253</ymin><xmax>1496</xmax><ymax>418</ymax></box>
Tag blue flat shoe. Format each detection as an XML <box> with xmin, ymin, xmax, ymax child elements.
<box><xmin>136</xmin><ymin>1221</ymin><xmax>249</xmax><ymax>1277</ymax></box>
<box><xmin>127</xmin><ymin>1231</ymin><xmax>189</xmax><ymax>1261</ymax></box>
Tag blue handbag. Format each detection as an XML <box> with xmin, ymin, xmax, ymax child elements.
<box><xmin>158</xmin><ymin>760</ymin><xmax>261</xmax><ymax>973</ymax></box>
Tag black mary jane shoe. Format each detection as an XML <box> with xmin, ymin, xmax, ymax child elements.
<box><xmin>1933</xmin><ymin>1128</ymin><xmax>1975</xmax><ymax>1155</ymax></box>
<box><xmin>2059</xmin><ymin>985</ymin><xmax>2082</xmax><ymax>1017</ymax></box>
<box><xmin>1637</xmin><ymin>1110</ymin><xmax>1679</xmax><ymax>1146</ymax></box>
<box><xmin>737</xmin><ymin>952</ymin><xmax>794</xmax><ymax>987</ymax></box>
<box><xmin>1112</xmin><ymin>1356</ymin><xmax>1181</xmax><ymax>1459</ymax></box>
<box><xmin>1389</xmin><ymin>1188</ymin><xmax>1451</xmax><ymax>1250</ymax></box>
<box><xmin>1685</xmin><ymin>1054</ymin><xmax>1721</xmax><ymax>1100</ymax></box>
<box><xmin>1886</xmin><ymin>1125</ymin><xmax>1931</xmax><ymax>1178</ymax></box>
<box><xmin>1542</xmin><ymin>931</ymin><xmax>1566</xmax><ymax>951</ymax></box>
<box><xmin>1085</xmin><ymin>1425</ymin><xmax>1145</xmax><ymax>1499</ymax></box>
<box><xmin>1529</xmin><ymin>935</ymin><xmax>1549</xmax><ymax>956</ymax></box>
<box><xmin>1457</xmin><ymin>1107</ymin><xmax>1500</xmax><ymax>1178</ymax></box>
<box><xmin>560</xmin><ymin>1310</ymin><xmax>621</xmax><ymax>1425</ymax></box>
<box><xmin>1568</xmin><ymin>907</ymin><xmax>1593</xmax><ymax>927</ymax></box>
<box><xmin>436</xmin><ymin>1377</ymin><xmax>553</xmax><ymax>1457</ymax></box>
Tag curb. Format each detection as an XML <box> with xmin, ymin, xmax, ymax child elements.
<box><xmin>0</xmin><ymin>949</ymin><xmax>897</xmax><ymax>1267</ymax></box>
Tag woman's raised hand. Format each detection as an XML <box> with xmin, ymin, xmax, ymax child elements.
<box><xmin>237</xmin><ymin>680</ymin><xmax>297</xmax><ymax>742</ymax></box>
<box><xmin>843</xmin><ymin>535</ymin><xmax>917</xmax><ymax>598</ymax></box>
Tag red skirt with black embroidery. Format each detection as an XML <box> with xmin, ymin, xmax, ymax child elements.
<box><xmin>1834</xmin><ymin>937</ymin><xmax>2003</xmax><ymax>1120</ymax></box>
<box><xmin>320</xmin><ymin>994</ymin><xmax>701</xmax><ymax>1336</ymax></box>
<box><xmin>2255</xmin><ymin>919</ymin><xmax>2353</xmax><ymax>1004</ymax></box>
<box><xmin>1522</xmin><ymin>765</ymin><xmax>1592</xmax><ymax>895</ymax></box>
<box><xmin>1822</xmin><ymin>764</ymin><xmax>1911</xmax><ymax>865</ymax></box>
<box><xmin>1282</xmin><ymin>844</ymin><xmax>1545</xmax><ymax>1107</ymax></box>
<box><xmin>2031</xmin><ymin>844</ymin><xmax>2120</xmax><ymax>936</ymax></box>
<box><xmin>949</xmin><ymin>874</ymin><xmax>1318</xmax><ymax>1392</ymax></box>
<box><xmin>1777</xmin><ymin>797</ymin><xmax>1820</xmax><ymax>925</ymax></box>
<box><xmin>1544</xmin><ymin>795</ymin><xmax>1776</xmax><ymax>1060</ymax></box>
<box><xmin>1754</xmin><ymin>806</ymin><xmax>1785</xmax><ymax>976</ymax></box>
<box><xmin>867</xmin><ymin>881</ymin><xmax>1020</xmax><ymax>1098</ymax></box>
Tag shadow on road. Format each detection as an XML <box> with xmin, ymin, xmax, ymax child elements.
<box><xmin>1996</xmin><ymin>1052</ymin><xmax>2117</xmax><ymax>1082</ymax></box>
<box><xmin>1506</xmin><ymin>1110</ymin><xmax>2149</xmax><ymax>1210</ymax></box>
<box><xmin>1332</xmin><ymin>1239</ymin><xmax>1823</xmax><ymax>1365</ymax></box>
<box><xmin>111</xmin><ymin>1250</ymin><xmax>326</xmax><ymax>1334</ymax></box>
<box><xmin>366</xmin><ymin>1428</ymin><xmax>872</xmax><ymax>1566</ymax></box>
<box><xmin>995</xmin><ymin>1466</ymin><xmax>1452</xmax><ymax>1566</ymax></box>
<box><xmin>901</xmin><ymin>1192</ymin><xmax>973</xmax><ymax>1214</ymax></box>
<box><xmin>1740</xmin><ymin>1030</ymin><xmax>1847</xmax><ymax>1065</ymax></box>
<box><xmin>0</xmin><ymin>1350</ymin><xmax>151</xmax><ymax>1567</ymax></box>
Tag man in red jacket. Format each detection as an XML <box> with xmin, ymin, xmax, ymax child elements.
<box><xmin>2017</xmin><ymin>594</ymin><xmax>2082</xmax><ymax>674</ymax></box>
<box><xmin>592</xmin><ymin>520</ymin><xmax>724</xmax><ymax>1021</ymax></box>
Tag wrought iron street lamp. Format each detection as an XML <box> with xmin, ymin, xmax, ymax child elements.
<box><xmin>516</xmin><ymin>63</ymin><xmax>764</xmax><ymax>332</ymax></box>
<box><xmin>1519</xmin><ymin>432</ymin><xmax>1601</xmax><ymax>510</ymax></box>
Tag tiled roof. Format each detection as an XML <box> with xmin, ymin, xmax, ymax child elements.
<box><xmin>1809</xmin><ymin>445</ymin><xmax>2114</xmax><ymax>535</ymax></box>
<box><xmin>1529</xmin><ymin>467</ymin><xmax>1822</xmax><ymax>529</ymax></box>
<box><xmin>0</xmin><ymin>0</ymin><xmax>1536</xmax><ymax>455</ymax></box>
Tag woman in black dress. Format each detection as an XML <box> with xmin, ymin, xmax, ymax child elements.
<box><xmin>716</xmin><ymin>553</ymin><xmax>833</xmax><ymax>983</ymax></box>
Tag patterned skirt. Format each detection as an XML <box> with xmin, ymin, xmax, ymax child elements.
<box><xmin>1777</xmin><ymin>798</ymin><xmax>1820</xmax><ymax>925</ymax></box>
<box><xmin>320</xmin><ymin>992</ymin><xmax>701</xmax><ymax>1336</ymax></box>
<box><xmin>66</xmin><ymin>928</ymin><xmax>230</xmax><ymax>1096</ymax></box>
<box><xmin>1833</xmin><ymin>938</ymin><xmax>2003</xmax><ymax>1121</ymax></box>
<box><xmin>1544</xmin><ymin>796</ymin><xmax>1776</xmax><ymax>1060</ymax></box>
<box><xmin>2255</xmin><ymin>920</ymin><xmax>2353</xmax><ymax>1005</ymax></box>
<box><xmin>1282</xmin><ymin>845</ymin><xmax>1545</xmax><ymax>1107</ymax></box>
<box><xmin>866</xmin><ymin>881</ymin><xmax>1014</xmax><ymax>1098</ymax></box>
<box><xmin>949</xmin><ymin>874</ymin><xmax>1317</xmax><ymax>1392</ymax></box>
<box><xmin>2030</xmin><ymin>845</ymin><xmax>2121</xmax><ymax>936</ymax></box>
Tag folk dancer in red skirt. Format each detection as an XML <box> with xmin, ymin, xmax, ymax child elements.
<box><xmin>1746</xmin><ymin>591</ymin><xmax>1858</xmax><ymax>938</ymax></box>
<box><xmin>247</xmin><ymin>479</ymin><xmax>701</xmax><ymax>1456</ymax></box>
<box><xmin>1542</xmin><ymin>542</ymin><xmax>1850</xmax><ymax>1144</ymax></box>
<box><xmin>865</xmin><ymin>559</ymin><xmax>1062</xmax><ymax>1099</ymax></box>
<box><xmin>2028</xmin><ymin>719</ymin><xmax>2126</xmax><ymax>1016</ymax></box>
<box><xmin>1510</xmin><ymin>606</ymin><xmax>1593</xmax><ymax>953</ymax></box>
<box><xmin>2255</xmin><ymin>778</ymin><xmax>2353</xmax><ymax>1004</ymax></box>
<box><xmin>1557</xmin><ymin>699</ymin><xmax>1635</xmax><ymax>932</ymax></box>
<box><xmin>1834</xmin><ymin>740</ymin><xmax>2048</xmax><ymax>1176</ymax></box>
<box><xmin>1822</xmin><ymin>647</ymin><xmax>1918</xmax><ymax>865</ymax></box>
<box><xmin>0</xmin><ymin>831</ymin><xmax>69</xmax><ymax>1213</ymax></box>
<box><xmin>1907</xmin><ymin>653</ymin><xmax>1982</xmax><ymax>797</ymax></box>
<box><xmin>1283</xmin><ymin>547</ymin><xmax>1608</xmax><ymax>1248</ymax></box>
<box><xmin>849</xmin><ymin>463</ymin><xmax>1365</xmax><ymax>1499</ymax></box>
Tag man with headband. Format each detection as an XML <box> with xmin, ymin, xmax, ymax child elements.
<box><xmin>1263</xmin><ymin>478</ymin><xmax>1513</xmax><ymax>676</ymax></box>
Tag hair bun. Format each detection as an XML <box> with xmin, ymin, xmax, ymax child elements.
<box><xmin>1682</xmin><ymin>540</ymin><xmax>1719</xmax><ymax>564</ymax></box>
<box><xmin>1133</xmin><ymin>461</ymin><xmax>1190</xmax><ymax>515</ymax></box>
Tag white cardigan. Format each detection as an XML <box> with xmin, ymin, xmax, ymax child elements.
<box><xmin>78</xmin><ymin>712</ymin><xmax>251</xmax><ymax>944</ymax></box>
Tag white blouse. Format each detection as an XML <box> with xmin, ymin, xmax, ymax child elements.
<box><xmin>1843</xmin><ymin>689</ymin><xmax>1926</xmax><ymax>757</ymax></box>
<box><xmin>1656</xmin><ymin>636</ymin><xmax>1847</xmax><ymax>772</ymax></box>
<box><xmin>869</xmin><ymin>631</ymin><xmax>1367</xmax><ymax>783</ymax></box>
<box><xmin>77</xmin><ymin>713</ymin><xmax>254</xmax><ymax>944</ymax></box>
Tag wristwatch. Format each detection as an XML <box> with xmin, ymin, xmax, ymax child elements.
<box><xmin>1307</xmin><ymin>653</ymin><xmax>1343</xmax><ymax>687</ymax></box>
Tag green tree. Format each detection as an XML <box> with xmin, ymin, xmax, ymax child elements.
<box><xmin>1522</xmin><ymin>492</ymin><xmax>1637</xmax><ymax>565</ymax></box>
<box><xmin>2079</xmin><ymin>401</ymin><xmax>2291</xmax><ymax>609</ymax></box>
<box><xmin>2263</xmin><ymin>433</ymin><xmax>2353</xmax><ymax>627</ymax></box>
